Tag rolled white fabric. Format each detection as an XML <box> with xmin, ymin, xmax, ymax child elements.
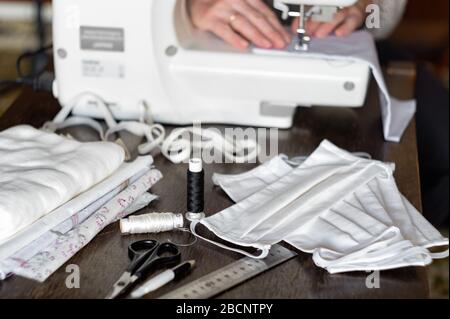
<box><xmin>0</xmin><ymin>125</ymin><xmax>125</xmax><ymax>241</ymax></box>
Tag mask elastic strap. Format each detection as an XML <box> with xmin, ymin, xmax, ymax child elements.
<box><xmin>421</xmin><ymin>239</ymin><xmax>449</xmax><ymax>259</ymax></box>
<box><xmin>325</xmin><ymin>246</ymin><xmax>432</xmax><ymax>274</ymax></box>
<box><xmin>316</xmin><ymin>240</ymin><xmax>428</xmax><ymax>269</ymax></box>
<box><xmin>428</xmin><ymin>248</ymin><xmax>449</xmax><ymax>259</ymax></box>
<box><xmin>313</xmin><ymin>227</ymin><xmax>402</xmax><ymax>267</ymax></box>
<box><xmin>190</xmin><ymin>221</ymin><xmax>270</xmax><ymax>259</ymax></box>
<box><xmin>43</xmin><ymin>91</ymin><xmax>117</xmax><ymax>139</ymax></box>
<box><xmin>43</xmin><ymin>116</ymin><xmax>106</xmax><ymax>140</ymax></box>
<box><xmin>45</xmin><ymin>92</ymin><xmax>260</xmax><ymax>164</ymax></box>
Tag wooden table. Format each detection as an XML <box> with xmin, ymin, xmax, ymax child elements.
<box><xmin>0</xmin><ymin>67</ymin><xmax>430</xmax><ymax>299</ymax></box>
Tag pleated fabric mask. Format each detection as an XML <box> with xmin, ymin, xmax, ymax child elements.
<box><xmin>192</xmin><ymin>140</ymin><xmax>393</xmax><ymax>258</ymax></box>
<box><xmin>192</xmin><ymin>140</ymin><xmax>448</xmax><ymax>273</ymax></box>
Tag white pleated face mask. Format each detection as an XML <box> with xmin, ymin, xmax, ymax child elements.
<box><xmin>192</xmin><ymin>140</ymin><xmax>448</xmax><ymax>273</ymax></box>
<box><xmin>212</xmin><ymin>152</ymin><xmax>371</xmax><ymax>203</ymax></box>
<box><xmin>212</xmin><ymin>155</ymin><xmax>294</xmax><ymax>203</ymax></box>
<box><xmin>285</xmin><ymin>179</ymin><xmax>445</xmax><ymax>273</ymax></box>
<box><xmin>191</xmin><ymin>140</ymin><xmax>393</xmax><ymax>259</ymax></box>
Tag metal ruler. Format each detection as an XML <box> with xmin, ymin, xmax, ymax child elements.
<box><xmin>158</xmin><ymin>245</ymin><xmax>297</xmax><ymax>299</ymax></box>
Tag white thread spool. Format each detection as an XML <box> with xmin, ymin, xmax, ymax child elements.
<box><xmin>120</xmin><ymin>213</ymin><xmax>184</xmax><ymax>235</ymax></box>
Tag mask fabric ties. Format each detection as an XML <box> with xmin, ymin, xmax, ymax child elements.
<box><xmin>427</xmin><ymin>248</ymin><xmax>449</xmax><ymax>259</ymax></box>
<box><xmin>312</xmin><ymin>227</ymin><xmax>402</xmax><ymax>266</ymax></box>
<box><xmin>190</xmin><ymin>221</ymin><xmax>270</xmax><ymax>259</ymax></box>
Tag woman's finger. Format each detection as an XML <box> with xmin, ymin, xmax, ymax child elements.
<box><xmin>232</xmin><ymin>1</ymin><xmax>286</xmax><ymax>48</ymax></box>
<box><xmin>291</xmin><ymin>18</ymin><xmax>324</xmax><ymax>38</ymax></box>
<box><xmin>335</xmin><ymin>4</ymin><xmax>366</xmax><ymax>36</ymax></box>
<box><xmin>314</xmin><ymin>9</ymin><xmax>348</xmax><ymax>38</ymax></box>
<box><xmin>335</xmin><ymin>14</ymin><xmax>362</xmax><ymax>36</ymax></box>
<box><xmin>227</xmin><ymin>13</ymin><xmax>273</xmax><ymax>48</ymax></box>
<box><xmin>189</xmin><ymin>0</ymin><xmax>293</xmax><ymax>49</ymax></box>
<box><xmin>246</xmin><ymin>0</ymin><xmax>291</xmax><ymax>43</ymax></box>
<box><xmin>210</xmin><ymin>21</ymin><xmax>250</xmax><ymax>49</ymax></box>
<box><xmin>306</xmin><ymin>20</ymin><xmax>323</xmax><ymax>36</ymax></box>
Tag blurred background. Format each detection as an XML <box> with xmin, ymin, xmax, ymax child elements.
<box><xmin>0</xmin><ymin>0</ymin><xmax>448</xmax><ymax>298</ymax></box>
<box><xmin>392</xmin><ymin>0</ymin><xmax>448</xmax><ymax>88</ymax></box>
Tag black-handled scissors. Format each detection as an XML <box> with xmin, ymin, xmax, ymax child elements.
<box><xmin>106</xmin><ymin>240</ymin><xmax>181</xmax><ymax>299</ymax></box>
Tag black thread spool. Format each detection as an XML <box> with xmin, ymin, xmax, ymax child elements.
<box><xmin>186</xmin><ymin>158</ymin><xmax>205</xmax><ymax>221</ymax></box>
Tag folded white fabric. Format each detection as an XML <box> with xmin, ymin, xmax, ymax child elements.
<box><xmin>0</xmin><ymin>166</ymin><xmax>155</xmax><ymax>280</ymax></box>
<box><xmin>0</xmin><ymin>156</ymin><xmax>153</xmax><ymax>264</ymax></box>
<box><xmin>0</xmin><ymin>125</ymin><xmax>125</xmax><ymax>242</ymax></box>
<box><xmin>254</xmin><ymin>31</ymin><xmax>416</xmax><ymax>143</ymax></box>
<box><xmin>13</xmin><ymin>169</ymin><xmax>163</xmax><ymax>282</ymax></box>
<box><xmin>196</xmin><ymin>141</ymin><xmax>449</xmax><ymax>273</ymax></box>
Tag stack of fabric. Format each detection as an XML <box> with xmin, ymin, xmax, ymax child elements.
<box><xmin>0</xmin><ymin>125</ymin><xmax>163</xmax><ymax>282</ymax></box>
<box><xmin>194</xmin><ymin>140</ymin><xmax>449</xmax><ymax>273</ymax></box>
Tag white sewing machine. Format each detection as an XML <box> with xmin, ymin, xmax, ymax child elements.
<box><xmin>52</xmin><ymin>0</ymin><xmax>370</xmax><ymax>128</ymax></box>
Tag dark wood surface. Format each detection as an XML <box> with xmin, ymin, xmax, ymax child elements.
<box><xmin>0</xmin><ymin>67</ymin><xmax>430</xmax><ymax>299</ymax></box>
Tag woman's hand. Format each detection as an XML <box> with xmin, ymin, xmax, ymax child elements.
<box><xmin>188</xmin><ymin>0</ymin><xmax>291</xmax><ymax>50</ymax></box>
<box><xmin>292</xmin><ymin>0</ymin><xmax>372</xmax><ymax>39</ymax></box>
